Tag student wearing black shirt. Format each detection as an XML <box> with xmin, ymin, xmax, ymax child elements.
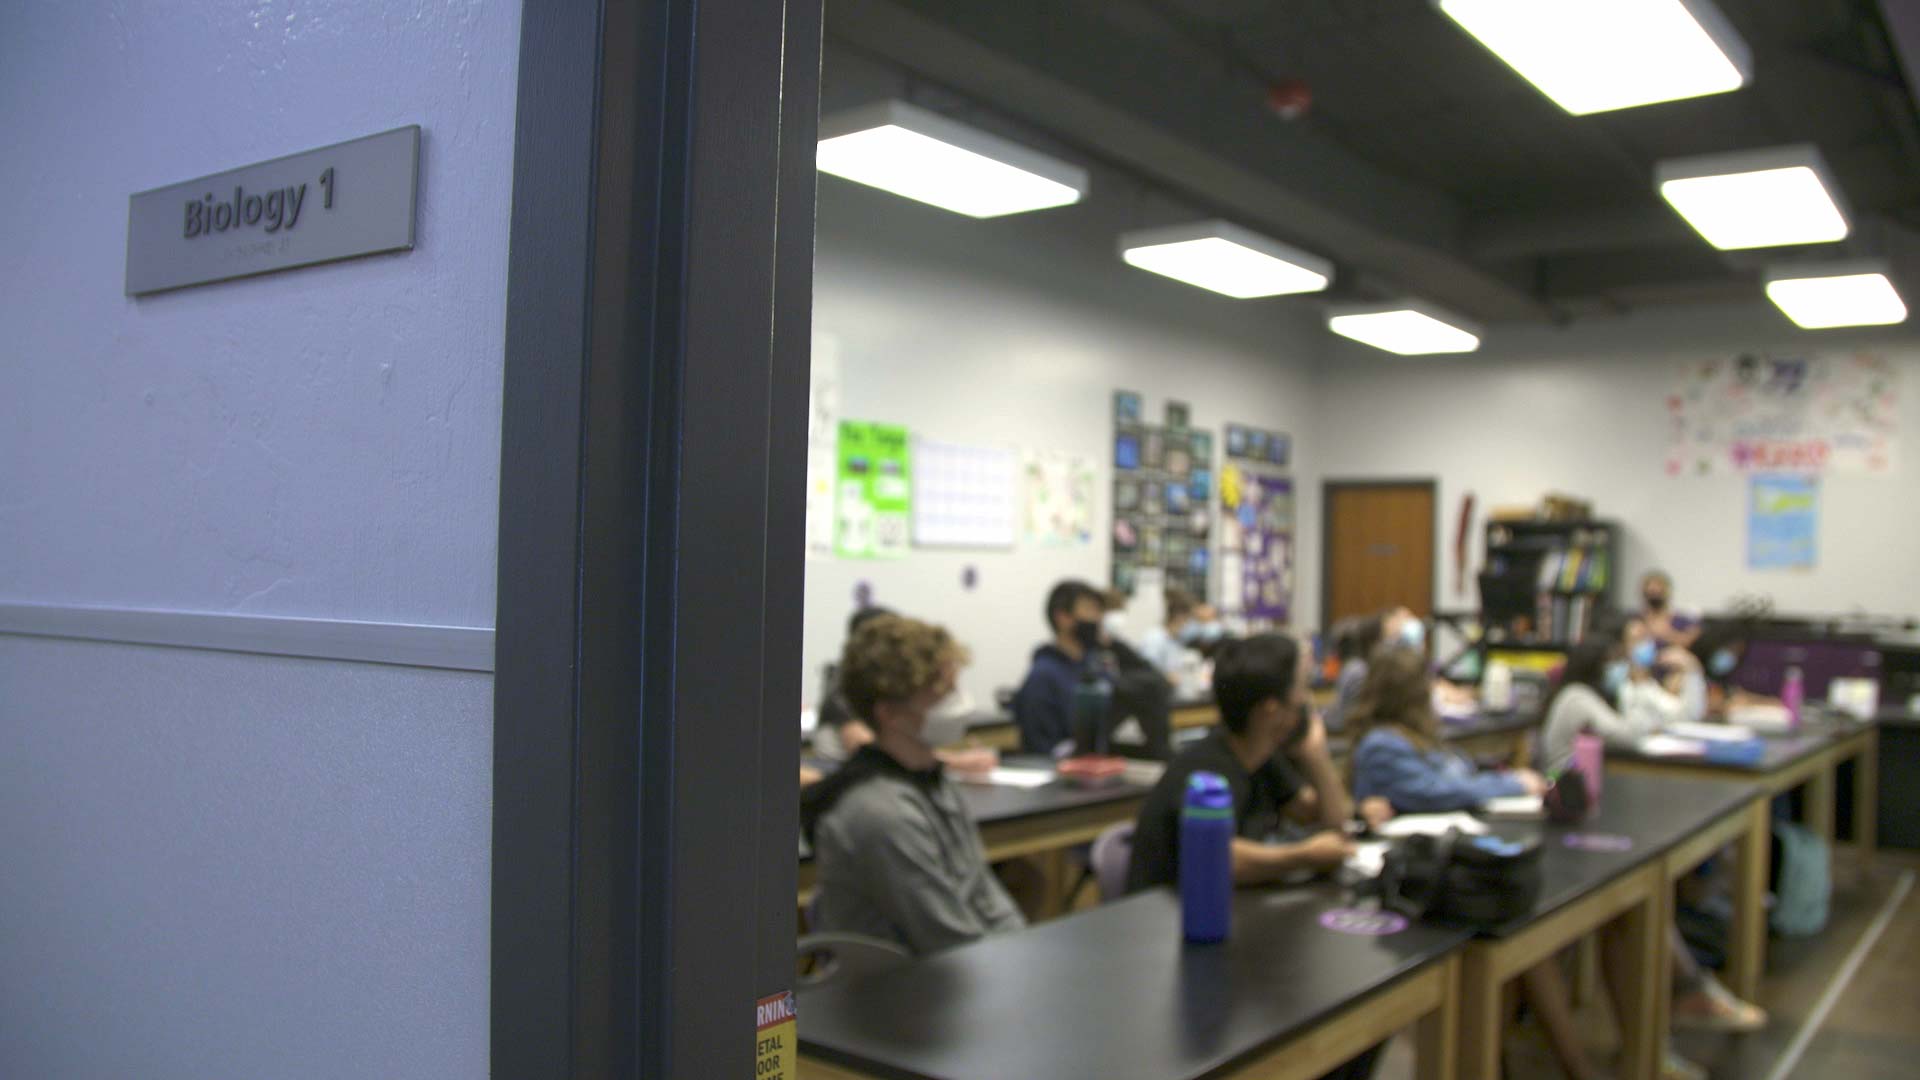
<box><xmin>1126</xmin><ymin>632</ymin><xmax>1388</xmax><ymax>1080</ymax></box>
<box><xmin>1127</xmin><ymin>632</ymin><xmax>1383</xmax><ymax>891</ymax></box>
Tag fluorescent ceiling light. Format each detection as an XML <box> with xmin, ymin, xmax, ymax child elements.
<box><xmin>1435</xmin><ymin>0</ymin><xmax>1751</xmax><ymax>115</ymax></box>
<box><xmin>1327</xmin><ymin>301</ymin><xmax>1483</xmax><ymax>355</ymax></box>
<box><xmin>1118</xmin><ymin>221</ymin><xmax>1332</xmax><ymax>298</ymax></box>
<box><xmin>816</xmin><ymin>100</ymin><xmax>1088</xmax><ymax>218</ymax></box>
<box><xmin>1657</xmin><ymin>145</ymin><xmax>1851</xmax><ymax>250</ymax></box>
<box><xmin>1764</xmin><ymin>262</ymin><xmax>1908</xmax><ymax>329</ymax></box>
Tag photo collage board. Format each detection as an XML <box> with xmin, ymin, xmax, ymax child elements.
<box><xmin>1111</xmin><ymin>391</ymin><xmax>1215</xmax><ymax>600</ymax></box>
<box><xmin>1220</xmin><ymin>425</ymin><xmax>1294</xmax><ymax>624</ymax></box>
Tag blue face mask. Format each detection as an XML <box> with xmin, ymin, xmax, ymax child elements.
<box><xmin>1604</xmin><ymin>660</ymin><xmax>1630</xmax><ymax>696</ymax></box>
<box><xmin>1709</xmin><ymin>649</ymin><xmax>1739</xmax><ymax>677</ymax></box>
<box><xmin>1199</xmin><ymin>621</ymin><xmax>1225</xmax><ymax>643</ymax></box>
<box><xmin>1630</xmin><ymin>638</ymin><xmax>1658</xmax><ymax>670</ymax></box>
<box><xmin>1400</xmin><ymin>620</ymin><xmax>1425</xmax><ymax>649</ymax></box>
<box><xmin>1177</xmin><ymin>621</ymin><xmax>1204</xmax><ymax>645</ymax></box>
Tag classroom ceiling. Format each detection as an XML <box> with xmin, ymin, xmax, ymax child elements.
<box><xmin>825</xmin><ymin>0</ymin><xmax>1920</xmax><ymax>325</ymax></box>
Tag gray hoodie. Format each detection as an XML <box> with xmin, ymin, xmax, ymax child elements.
<box><xmin>807</xmin><ymin>749</ymin><xmax>1026</xmax><ymax>955</ymax></box>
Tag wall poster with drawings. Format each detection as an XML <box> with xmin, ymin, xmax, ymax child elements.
<box><xmin>1667</xmin><ymin>351</ymin><xmax>1898</xmax><ymax>476</ymax></box>
<box><xmin>1024</xmin><ymin>451</ymin><xmax>1096</xmax><ymax>547</ymax></box>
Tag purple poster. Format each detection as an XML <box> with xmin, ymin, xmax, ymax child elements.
<box><xmin>1222</xmin><ymin>466</ymin><xmax>1294</xmax><ymax>623</ymax></box>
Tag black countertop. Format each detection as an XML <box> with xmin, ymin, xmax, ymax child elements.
<box><xmin>1606</xmin><ymin>721</ymin><xmax>1871</xmax><ymax>774</ymax></box>
<box><xmin>797</xmin><ymin>883</ymin><xmax>1468</xmax><ymax>1080</ymax></box>
<box><xmin>1478</xmin><ymin>770</ymin><xmax>1762</xmax><ymax>938</ymax></box>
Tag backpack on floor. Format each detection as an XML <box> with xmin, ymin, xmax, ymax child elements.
<box><xmin>1770</xmin><ymin>820</ymin><xmax>1830</xmax><ymax>938</ymax></box>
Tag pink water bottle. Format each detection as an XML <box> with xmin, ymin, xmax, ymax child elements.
<box><xmin>1571</xmin><ymin>729</ymin><xmax>1604</xmax><ymax>817</ymax></box>
<box><xmin>1781</xmin><ymin>666</ymin><xmax>1805</xmax><ymax>730</ymax></box>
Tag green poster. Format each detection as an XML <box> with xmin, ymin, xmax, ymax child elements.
<box><xmin>836</xmin><ymin>421</ymin><xmax>912</xmax><ymax>558</ymax></box>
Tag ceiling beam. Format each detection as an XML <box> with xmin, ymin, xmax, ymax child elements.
<box><xmin>826</xmin><ymin>0</ymin><xmax>1552</xmax><ymax>322</ymax></box>
<box><xmin>1465</xmin><ymin>202</ymin><xmax>1697</xmax><ymax>260</ymax></box>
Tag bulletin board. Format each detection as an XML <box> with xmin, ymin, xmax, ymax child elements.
<box><xmin>1111</xmin><ymin>391</ymin><xmax>1214</xmax><ymax>599</ymax></box>
<box><xmin>1219</xmin><ymin>454</ymin><xmax>1294</xmax><ymax>624</ymax></box>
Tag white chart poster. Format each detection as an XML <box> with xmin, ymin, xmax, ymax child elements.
<box><xmin>912</xmin><ymin>438</ymin><xmax>1017</xmax><ymax>549</ymax></box>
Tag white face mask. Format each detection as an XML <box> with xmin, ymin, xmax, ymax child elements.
<box><xmin>920</xmin><ymin>688</ymin><xmax>974</xmax><ymax>748</ymax></box>
<box><xmin>1102</xmin><ymin>611</ymin><xmax>1129</xmax><ymax>638</ymax></box>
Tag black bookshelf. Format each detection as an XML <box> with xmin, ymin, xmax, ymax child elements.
<box><xmin>1480</xmin><ymin>519</ymin><xmax>1620</xmax><ymax>652</ymax></box>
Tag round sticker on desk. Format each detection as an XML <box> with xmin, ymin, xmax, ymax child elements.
<box><xmin>1562</xmin><ymin>832</ymin><xmax>1634</xmax><ymax>853</ymax></box>
<box><xmin>1318</xmin><ymin>908</ymin><xmax>1408</xmax><ymax>937</ymax></box>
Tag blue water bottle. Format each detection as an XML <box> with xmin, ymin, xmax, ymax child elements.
<box><xmin>1180</xmin><ymin>771</ymin><xmax>1233</xmax><ymax>943</ymax></box>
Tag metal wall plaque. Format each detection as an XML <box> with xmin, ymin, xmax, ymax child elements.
<box><xmin>126</xmin><ymin>126</ymin><xmax>419</xmax><ymax>296</ymax></box>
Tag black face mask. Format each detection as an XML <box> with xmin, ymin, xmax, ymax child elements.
<box><xmin>1645</xmin><ymin>593</ymin><xmax>1669</xmax><ymax>612</ymax></box>
<box><xmin>1072</xmin><ymin>619</ymin><xmax>1103</xmax><ymax>652</ymax></box>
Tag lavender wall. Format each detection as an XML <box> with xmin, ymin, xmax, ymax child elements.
<box><xmin>0</xmin><ymin>2</ymin><xmax>520</xmax><ymax>1075</ymax></box>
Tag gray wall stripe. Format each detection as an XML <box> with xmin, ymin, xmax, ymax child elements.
<box><xmin>0</xmin><ymin>603</ymin><xmax>495</xmax><ymax>672</ymax></box>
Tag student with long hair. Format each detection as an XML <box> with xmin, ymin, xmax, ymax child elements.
<box><xmin>1539</xmin><ymin>621</ymin><xmax>1768</xmax><ymax>1062</ymax></box>
<box><xmin>1541</xmin><ymin>615</ymin><xmax>1699</xmax><ymax>771</ymax></box>
<box><xmin>1348</xmin><ymin>645</ymin><xmax>1604</xmax><ymax>1079</ymax></box>
<box><xmin>1349</xmin><ymin>644</ymin><xmax>1548</xmax><ymax>810</ymax></box>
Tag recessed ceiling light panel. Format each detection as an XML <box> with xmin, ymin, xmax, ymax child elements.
<box><xmin>1656</xmin><ymin>145</ymin><xmax>1851</xmax><ymax>250</ymax></box>
<box><xmin>816</xmin><ymin>100</ymin><xmax>1088</xmax><ymax>218</ymax></box>
<box><xmin>1327</xmin><ymin>301</ymin><xmax>1483</xmax><ymax>355</ymax></box>
<box><xmin>1436</xmin><ymin>0</ymin><xmax>1751</xmax><ymax>115</ymax></box>
<box><xmin>1118</xmin><ymin>221</ymin><xmax>1333</xmax><ymax>298</ymax></box>
<box><xmin>1764</xmin><ymin>262</ymin><xmax>1908</xmax><ymax>329</ymax></box>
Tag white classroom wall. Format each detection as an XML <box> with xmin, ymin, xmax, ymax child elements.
<box><xmin>807</xmin><ymin>178</ymin><xmax>1326</xmax><ymax>708</ymax></box>
<box><xmin>1314</xmin><ymin>301</ymin><xmax>1920</xmax><ymax>622</ymax></box>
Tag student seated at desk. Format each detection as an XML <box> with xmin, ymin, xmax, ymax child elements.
<box><xmin>1125</xmin><ymin>633</ymin><xmax>1387</xmax><ymax>1080</ymax></box>
<box><xmin>1125</xmin><ymin>633</ymin><xmax>1382</xmax><ymax>891</ymax></box>
<box><xmin>1350</xmin><ymin>645</ymin><xmax>1612</xmax><ymax>1080</ymax></box>
<box><xmin>1541</xmin><ymin>628</ymin><xmax>1769</xmax><ymax>1052</ymax></box>
<box><xmin>801</xmin><ymin>614</ymin><xmax>1025</xmax><ymax>955</ymax></box>
<box><xmin>1350</xmin><ymin>644</ymin><xmax>1548</xmax><ymax>811</ymax></box>
<box><xmin>814</xmin><ymin>605</ymin><xmax>894</xmax><ymax>761</ymax></box>
<box><xmin>1134</xmin><ymin>585</ymin><xmax>1221</xmax><ymax>688</ymax></box>
<box><xmin>1542</xmin><ymin>617</ymin><xmax>1705</xmax><ymax>769</ymax></box>
<box><xmin>1691</xmin><ymin>625</ymin><xmax>1783</xmax><ymax>714</ymax></box>
<box><xmin>1014</xmin><ymin>579</ymin><xmax>1174</xmax><ymax>759</ymax></box>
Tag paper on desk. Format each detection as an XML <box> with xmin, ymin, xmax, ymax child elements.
<box><xmin>1376</xmin><ymin>812</ymin><xmax>1488</xmax><ymax>838</ymax></box>
<box><xmin>1346</xmin><ymin>840</ymin><xmax>1389</xmax><ymax>879</ymax></box>
<box><xmin>979</xmin><ymin>767</ymin><xmax>1055</xmax><ymax>788</ymax></box>
<box><xmin>1637</xmin><ymin>734</ymin><xmax>1708</xmax><ymax>758</ymax></box>
<box><xmin>1667</xmin><ymin>721</ymin><xmax>1755</xmax><ymax>743</ymax></box>
<box><xmin>1482</xmin><ymin>795</ymin><xmax>1544</xmax><ymax>818</ymax></box>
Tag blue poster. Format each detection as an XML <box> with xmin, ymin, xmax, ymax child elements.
<box><xmin>1748</xmin><ymin>474</ymin><xmax>1818</xmax><ymax>570</ymax></box>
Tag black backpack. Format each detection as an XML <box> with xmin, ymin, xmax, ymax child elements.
<box><xmin>1371</xmin><ymin>829</ymin><xmax>1544</xmax><ymax>931</ymax></box>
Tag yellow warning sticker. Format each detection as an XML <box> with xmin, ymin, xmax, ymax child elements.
<box><xmin>755</xmin><ymin>991</ymin><xmax>797</xmax><ymax>1080</ymax></box>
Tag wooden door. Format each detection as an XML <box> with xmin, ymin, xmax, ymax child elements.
<box><xmin>1323</xmin><ymin>482</ymin><xmax>1436</xmax><ymax>625</ymax></box>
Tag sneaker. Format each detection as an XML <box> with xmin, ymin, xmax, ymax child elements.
<box><xmin>1662</xmin><ymin>1048</ymin><xmax>1708</xmax><ymax>1080</ymax></box>
<box><xmin>1673</xmin><ymin>973</ymin><xmax>1768</xmax><ymax>1033</ymax></box>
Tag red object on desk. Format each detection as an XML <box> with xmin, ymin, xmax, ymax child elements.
<box><xmin>1057</xmin><ymin>755</ymin><xmax>1128</xmax><ymax>787</ymax></box>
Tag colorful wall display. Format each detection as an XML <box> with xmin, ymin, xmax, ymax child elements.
<box><xmin>1667</xmin><ymin>351</ymin><xmax>1898</xmax><ymax>476</ymax></box>
<box><xmin>1112</xmin><ymin>390</ymin><xmax>1215</xmax><ymax>598</ymax></box>
<box><xmin>1748</xmin><ymin>473</ymin><xmax>1819</xmax><ymax>571</ymax></box>
<box><xmin>1226</xmin><ymin>423</ymin><xmax>1291</xmax><ymax>467</ymax></box>
<box><xmin>1220</xmin><ymin>465</ymin><xmax>1294</xmax><ymax>622</ymax></box>
<box><xmin>835</xmin><ymin>421</ymin><xmax>912</xmax><ymax>559</ymax></box>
